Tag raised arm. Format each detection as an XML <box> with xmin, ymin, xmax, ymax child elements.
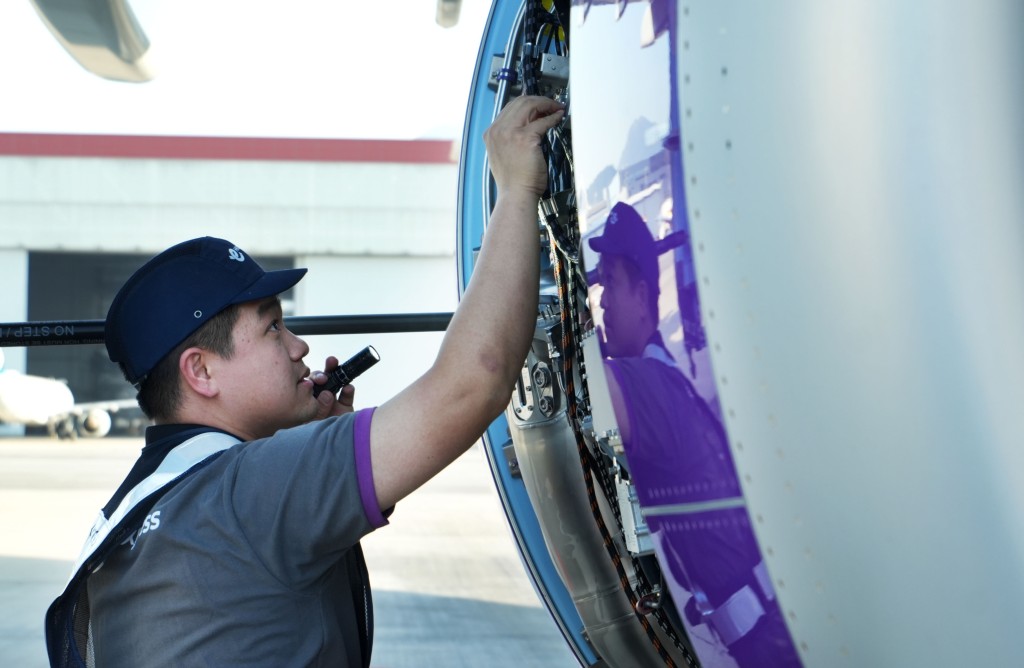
<box><xmin>368</xmin><ymin>96</ymin><xmax>564</xmax><ymax>510</ymax></box>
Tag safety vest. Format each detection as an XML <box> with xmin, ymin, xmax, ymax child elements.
<box><xmin>44</xmin><ymin>431</ymin><xmax>240</xmax><ymax>667</ymax></box>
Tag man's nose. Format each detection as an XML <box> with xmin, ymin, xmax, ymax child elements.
<box><xmin>288</xmin><ymin>330</ymin><xmax>310</xmax><ymax>359</ymax></box>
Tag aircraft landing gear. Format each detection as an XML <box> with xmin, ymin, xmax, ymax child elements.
<box><xmin>48</xmin><ymin>416</ymin><xmax>78</xmax><ymax>440</ymax></box>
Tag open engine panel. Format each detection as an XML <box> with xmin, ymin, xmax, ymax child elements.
<box><xmin>495</xmin><ymin>2</ymin><xmax>698</xmax><ymax>666</ymax></box>
<box><xmin>458</xmin><ymin>2</ymin><xmax>801</xmax><ymax>666</ymax></box>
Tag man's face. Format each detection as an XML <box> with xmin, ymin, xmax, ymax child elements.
<box><xmin>596</xmin><ymin>255</ymin><xmax>650</xmax><ymax>358</ymax></box>
<box><xmin>211</xmin><ymin>297</ymin><xmax>319</xmax><ymax>439</ymax></box>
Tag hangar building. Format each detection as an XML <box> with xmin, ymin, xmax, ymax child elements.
<box><xmin>0</xmin><ymin>132</ymin><xmax>460</xmax><ymax>433</ymax></box>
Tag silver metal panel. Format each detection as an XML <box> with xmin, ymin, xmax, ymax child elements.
<box><xmin>679</xmin><ymin>2</ymin><xmax>1024</xmax><ymax>665</ymax></box>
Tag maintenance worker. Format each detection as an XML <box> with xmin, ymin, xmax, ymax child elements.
<box><xmin>45</xmin><ymin>95</ymin><xmax>565</xmax><ymax>668</ymax></box>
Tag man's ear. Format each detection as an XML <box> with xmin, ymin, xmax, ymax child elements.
<box><xmin>636</xmin><ymin>279</ymin><xmax>653</xmax><ymax>321</ymax></box>
<box><xmin>179</xmin><ymin>347</ymin><xmax>218</xmax><ymax>398</ymax></box>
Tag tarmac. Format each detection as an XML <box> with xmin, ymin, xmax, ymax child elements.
<box><xmin>0</xmin><ymin>436</ymin><xmax>578</xmax><ymax>667</ymax></box>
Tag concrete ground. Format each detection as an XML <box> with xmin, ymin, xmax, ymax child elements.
<box><xmin>0</xmin><ymin>437</ymin><xmax>577</xmax><ymax>667</ymax></box>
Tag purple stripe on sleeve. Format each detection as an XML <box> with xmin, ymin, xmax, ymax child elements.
<box><xmin>354</xmin><ymin>407</ymin><xmax>387</xmax><ymax>528</ymax></box>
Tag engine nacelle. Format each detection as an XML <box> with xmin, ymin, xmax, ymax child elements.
<box><xmin>77</xmin><ymin>409</ymin><xmax>112</xmax><ymax>438</ymax></box>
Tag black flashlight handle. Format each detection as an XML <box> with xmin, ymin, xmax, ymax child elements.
<box><xmin>313</xmin><ymin>345</ymin><xmax>380</xmax><ymax>397</ymax></box>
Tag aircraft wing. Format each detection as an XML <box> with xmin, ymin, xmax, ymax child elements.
<box><xmin>69</xmin><ymin>398</ymin><xmax>138</xmax><ymax>415</ymax></box>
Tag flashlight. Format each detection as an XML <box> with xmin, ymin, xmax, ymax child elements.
<box><xmin>313</xmin><ymin>345</ymin><xmax>380</xmax><ymax>398</ymax></box>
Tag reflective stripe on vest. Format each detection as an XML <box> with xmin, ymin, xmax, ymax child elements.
<box><xmin>67</xmin><ymin>431</ymin><xmax>241</xmax><ymax>582</ymax></box>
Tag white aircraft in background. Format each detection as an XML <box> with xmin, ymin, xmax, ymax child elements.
<box><xmin>0</xmin><ymin>349</ymin><xmax>136</xmax><ymax>439</ymax></box>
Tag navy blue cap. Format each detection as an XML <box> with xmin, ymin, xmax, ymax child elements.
<box><xmin>105</xmin><ymin>237</ymin><xmax>307</xmax><ymax>387</ymax></box>
<box><xmin>588</xmin><ymin>202</ymin><xmax>658</xmax><ymax>288</ymax></box>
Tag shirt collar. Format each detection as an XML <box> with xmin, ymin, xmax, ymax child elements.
<box><xmin>101</xmin><ymin>423</ymin><xmax>239</xmax><ymax>519</ymax></box>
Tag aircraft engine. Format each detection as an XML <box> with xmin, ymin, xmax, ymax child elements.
<box><xmin>77</xmin><ymin>409</ymin><xmax>112</xmax><ymax>438</ymax></box>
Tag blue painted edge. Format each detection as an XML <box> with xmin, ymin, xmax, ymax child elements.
<box><xmin>455</xmin><ymin>1</ymin><xmax>596</xmax><ymax>664</ymax></box>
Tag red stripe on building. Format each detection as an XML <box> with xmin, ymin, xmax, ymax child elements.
<box><xmin>0</xmin><ymin>133</ymin><xmax>456</xmax><ymax>164</ymax></box>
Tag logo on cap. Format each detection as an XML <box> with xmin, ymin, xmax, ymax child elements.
<box><xmin>228</xmin><ymin>247</ymin><xmax>245</xmax><ymax>263</ymax></box>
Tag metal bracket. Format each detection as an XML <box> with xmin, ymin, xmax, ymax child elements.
<box><xmin>502</xmin><ymin>439</ymin><xmax>522</xmax><ymax>478</ymax></box>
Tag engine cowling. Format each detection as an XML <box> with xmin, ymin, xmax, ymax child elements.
<box><xmin>77</xmin><ymin>409</ymin><xmax>112</xmax><ymax>438</ymax></box>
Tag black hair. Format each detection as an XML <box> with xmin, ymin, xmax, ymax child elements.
<box><xmin>131</xmin><ymin>304</ymin><xmax>242</xmax><ymax>422</ymax></box>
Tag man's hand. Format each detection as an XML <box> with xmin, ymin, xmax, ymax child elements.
<box><xmin>483</xmin><ymin>95</ymin><xmax>565</xmax><ymax>199</ymax></box>
<box><xmin>312</xmin><ymin>356</ymin><xmax>356</xmax><ymax>419</ymax></box>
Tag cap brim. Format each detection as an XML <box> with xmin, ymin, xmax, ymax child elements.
<box><xmin>230</xmin><ymin>267</ymin><xmax>308</xmax><ymax>305</ymax></box>
<box><xmin>588</xmin><ymin>235</ymin><xmax>612</xmax><ymax>253</ymax></box>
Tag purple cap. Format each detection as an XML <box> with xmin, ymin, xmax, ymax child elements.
<box><xmin>588</xmin><ymin>202</ymin><xmax>658</xmax><ymax>288</ymax></box>
<box><xmin>105</xmin><ymin>237</ymin><xmax>307</xmax><ymax>387</ymax></box>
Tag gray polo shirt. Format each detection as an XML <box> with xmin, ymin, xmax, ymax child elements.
<box><xmin>86</xmin><ymin>408</ymin><xmax>387</xmax><ymax>667</ymax></box>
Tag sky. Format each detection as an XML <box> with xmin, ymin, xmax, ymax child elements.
<box><xmin>0</xmin><ymin>0</ymin><xmax>492</xmax><ymax>140</ymax></box>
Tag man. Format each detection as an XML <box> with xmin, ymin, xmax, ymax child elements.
<box><xmin>45</xmin><ymin>95</ymin><xmax>564</xmax><ymax>667</ymax></box>
<box><xmin>589</xmin><ymin>202</ymin><xmax>801</xmax><ymax>667</ymax></box>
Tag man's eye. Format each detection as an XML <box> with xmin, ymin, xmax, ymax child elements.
<box><xmin>268</xmin><ymin>320</ymin><xmax>281</xmax><ymax>332</ymax></box>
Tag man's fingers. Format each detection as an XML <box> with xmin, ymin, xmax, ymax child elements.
<box><xmin>526</xmin><ymin>97</ymin><xmax>565</xmax><ymax>121</ymax></box>
<box><xmin>496</xmin><ymin>95</ymin><xmax>564</xmax><ymax>127</ymax></box>
<box><xmin>338</xmin><ymin>384</ymin><xmax>355</xmax><ymax>407</ymax></box>
<box><xmin>529</xmin><ymin>107</ymin><xmax>565</xmax><ymax>135</ymax></box>
<box><xmin>511</xmin><ymin>94</ymin><xmax>563</xmax><ymax>114</ymax></box>
<box><xmin>485</xmin><ymin>97</ymin><xmax>562</xmax><ymax>150</ymax></box>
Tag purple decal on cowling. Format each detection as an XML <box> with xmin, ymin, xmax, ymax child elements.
<box><xmin>588</xmin><ymin>199</ymin><xmax>800</xmax><ymax>665</ymax></box>
<box><xmin>648</xmin><ymin>513</ymin><xmax>800</xmax><ymax>667</ymax></box>
<box><xmin>572</xmin><ymin>2</ymin><xmax>801</xmax><ymax>665</ymax></box>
